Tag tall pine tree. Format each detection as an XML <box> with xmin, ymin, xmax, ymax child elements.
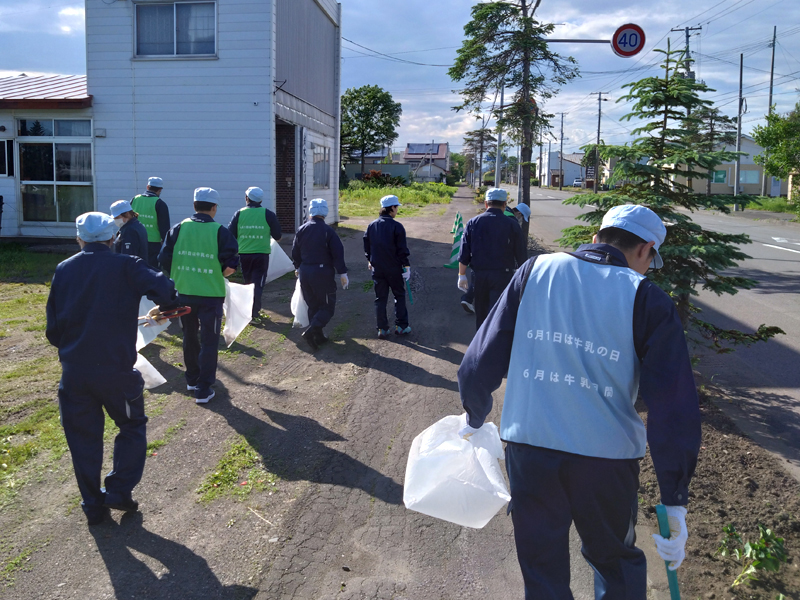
<box><xmin>559</xmin><ymin>44</ymin><xmax>782</xmax><ymax>350</ymax></box>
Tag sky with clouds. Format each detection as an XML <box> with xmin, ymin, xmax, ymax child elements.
<box><xmin>2</xmin><ymin>0</ymin><xmax>799</xmax><ymax>156</ymax></box>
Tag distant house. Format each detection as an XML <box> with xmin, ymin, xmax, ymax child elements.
<box><xmin>673</xmin><ymin>135</ymin><xmax>787</xmax><ymax>196</ymax></box>
<box><xmin>0</xmin><ymin>0</ymin><xmax>342</xmax><ymax>239</ymax></box>
<box><xmin>345</xmin><ymin>147</ymin><xmax>391</xmax><ymax>166</ymax></box>
<box><xmin>536</xmin><ymin>149</ymin><xmax>582</xmax><ymax>187</ymax></box>
<box><xmin>402</xmin><ymin>143</ymin><xmax>450</xmax><ymax>182</ymax></box>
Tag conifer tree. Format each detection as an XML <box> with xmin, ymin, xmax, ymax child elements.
<box><xmin>558</xmin><ymin>44</ymin><xmax>783</xmax><ymax>350</ymax></box>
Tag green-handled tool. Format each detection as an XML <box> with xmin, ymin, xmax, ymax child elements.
<box><xmin>655</xmin><ymin>504</ymin><xmax>681</xmax><ymax>600</ymax></box>
<box><xmin>404</xmin><ymin>269</ymin><xmax>414</xmax><ymax>305</ymax></box>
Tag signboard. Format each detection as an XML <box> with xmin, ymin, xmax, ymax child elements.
<box><xmin>611</xmin><ymin>23</ymin><xmax>645</xmax><ymax>58</ymax></box>
<box><xmin>585</xmin><ymin>165</ymin><xmax>596</xmax><ymax>179</ymax></box>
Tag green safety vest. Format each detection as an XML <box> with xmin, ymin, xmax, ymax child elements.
<box><xmin>504</xmin><ymin>209</ymin><xmax>515</xmax><ymax>218</ymax></box>
<box><xmin>172</xmin><ymin>219</ymin><xmax>225</xmax><ymax>298</ymax></box>
<box><xmin>131</xmin><ymin>195</ymin><xmax>161</xmax><ymax>243</ymax></box>
<box><xmin>236</xmin><ymin>207</ymin><xmax>271</xmax><ymax>254</ymax></box>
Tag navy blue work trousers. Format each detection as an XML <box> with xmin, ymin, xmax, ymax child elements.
<box><xmin>373</xmin><ymin>270</ymin><xmax>408</xmax><ymax>330</ymax></box>
<box><xmin>147</xmin><ymin>242</ymin><xmax>162</xmax><ymax>270</ymax></box>
<box><xmin>505</xmin><ymin>442</ymin><xmax>646</xmax><ymax>600</ymax></box>
<box><xmin>180</xmin><ymin>300</ymin><xmax>223</xmax><ymax>394</ymax></box>
<box><xmin>58</xmin><ymin>366</ymin><xmax>147</xmax><ymax>520</ymax></box>
<box><xmin>473</xmin><ymin>269</ymin><xmax>514</xmax><ymax>330</ymax></box>
<box><xmin>240</xmin><ymin>253</ymin><xmax>270</xmax><ymax>317</ymax></box>
<box><xmin>298</xmin><ymin>264</ymin><xmax>337</xmax><ymax>330</ymax></box>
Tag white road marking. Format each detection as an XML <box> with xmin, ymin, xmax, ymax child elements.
<box><xmin>763</xmin><ymin>243</ymin><xmax>800</xmax><ymax>254</ymax></box>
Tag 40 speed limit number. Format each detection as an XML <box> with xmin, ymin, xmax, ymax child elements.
<box><xmin>611</xmin><ymin>23</ymin><xmax>645</xmax><ymax>58</ymax></box>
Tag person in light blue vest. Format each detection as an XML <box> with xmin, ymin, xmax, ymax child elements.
<box><xmin>228</xmin><ymin>186</ymin><xmax>282</xmax><ymax>319</ymax></box>
<box><xmin>457</xmin><ymin>204</ymin><xmax>701</xmax><ymax>599</ymax></box>
<box><xmin>159</xmin><ymin>188</ymin><xmax>239</xmax><ymax>404</ymax></box>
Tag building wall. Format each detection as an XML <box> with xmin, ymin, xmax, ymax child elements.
<box><xmin>85</xmin><ymin>0</ymin><xmax>277</xmax><ymax>230</ymax></box>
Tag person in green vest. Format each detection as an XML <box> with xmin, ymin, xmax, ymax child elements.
<box><xmin>130</xmin><ymin>177</ymin><xmax>171</xmax><ymax>270</ymax></box>
<box><xmin>158</xmin><ymin>188</ymin><xmax>240</xmax><ymax>404</ymax></box>
<box><xmin>227</xmin><ymin>186</ymin><xmax>282</xmax><ymax>320</ymax></box>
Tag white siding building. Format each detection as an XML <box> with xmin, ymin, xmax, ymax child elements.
<box><xmin>0</xmin><ymin>0</ymin><xmax>341</xmax><ymax>239</ymax></box>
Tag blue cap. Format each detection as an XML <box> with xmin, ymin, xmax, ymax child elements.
<box><xmin>601</xmin><ymin>204</ymin><xmax>667</xmax><ymax>269</ymax></box>
<box><xmin>514</xmin><ymin>203</ymin><xmax>531</xmax><ymax>222</ymax></box>
<box><xmin>147</xmin><ymin>177</ymin><xmax>163</xmax><ymax>188</ymax></box>
<box><xmin>380</xmin><ymin>194</ymin><xmax>401</xmax><ymax>208</ymax></box>
<box><xmin>110</xmin><ymin>200</ymin><xmax>133</xmax><ymax>218</ymax></box>
<box><xmin>309</xmin><ymin>198</ymin><xmax>328</xmax><ymax>217</ymax></box>
<box><xmin>76</xmin><ymin>212</ymin><xmax>118</xmax><ymax>242</ymax></box>
<box><xmin>246</xmin><ymin>187</ymin><xmax>264</xmax><ymax>202</ymax></box>
<box><xmin>194</xmin><ymin>187</ymin><xmax>220</xmax><ymax>205</ymax></box>
<box><xmin>486</xmin><ymin>187</ymin><xmax>507</xmax><ymax>202</ymax></box>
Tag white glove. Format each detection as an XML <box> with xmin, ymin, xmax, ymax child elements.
<box><xmin>340</xmin><ymin>273</ymin><xmax>349</xmax><ymax>290</ymax></box>
<box><xmin>457</xmin><ymin>412</ymin><xmax>481</xmax><ymax>439</ymax></box>
<box><xmin>457</xmin><ymin>274</ymin><xmax>469</xmax><ymax>292</ymax></box>
<box><xmin>142</xmin><ymin>306</ymin><xmax>168</xmax><ymax>327</ymax></box>
<box><xmin>402</xmin><ymin>267</ymin><xmax>411</xmax><ymax>281</ymax></box>
<box><xmin>367</xmin><ymin>262</ymin><xmax>374</xmax><ymax>272</ymax></box>
<box><xmin>652</xmin><ymin>505</ymin><xmax>688</xmax><ymax>570</ymax></box>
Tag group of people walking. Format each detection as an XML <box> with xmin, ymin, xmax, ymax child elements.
<box><xmin>45</xmin><ymin>179</ymin><xmax>700</xmax><ymax>600</ymax></box>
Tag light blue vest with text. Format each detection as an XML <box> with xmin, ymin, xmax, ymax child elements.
<box><xmin>501</xmin><ymin>252</ymin><xmax>647</xmax><ymax>459</ymax></box>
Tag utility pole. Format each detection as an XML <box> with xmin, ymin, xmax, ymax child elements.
<box><xmin>517</xmin><ymin>142</ymin><xmax>523</xmax><ymax>204</ymax></box>
<box><xmin>761</xmin><ymin>26</ymin><xmax>777</xmax><ymax>197</ymax></box>
<box><xmin>546</xmin><ymin>138</ymin><xmax>551</xmax><ymax>187</ymax></box>
<box><xmin>495</xmin><ymin>83</ymin><xmax>505</xmax><ymax>188</ymax></box>
<box><xmin>671</xmin><ymin>25</ymin><xmax>702</xmax><ymax>79</ymax></box>
<box><xmin>558</xmin><ymin>113</ymin><xmax>565</xmax><ymax>191</ymax></box>
<box><xmin>733</xmin><ymin>53</ymin><xmax>744</xmax><ymax>209</ymax></box>
<box><xmin>592</xmin><ymin>93</ymin><xmax>609</xmax><ymax>193</ymax></box>
<box><xmin>538</xmin><ymin>128</ymin><xmax>543</xmax><ymax>189</ymax></box>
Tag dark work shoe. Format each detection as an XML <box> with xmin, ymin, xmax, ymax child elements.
<box><xmin>195</xmin><ymin>389</ymin><xmax>215</xmax><ymax>404</ymax></box>
<box><xmin>302</xmin><ymin>327</ymin><xmax>319</xmax><ymax>351</ymax></box>
<box><xmin>102</xmin><ymin>490</ymin><xmax>139</xmax><ymax>513</ymax></box>
<box><xmin>314</xmin><ymin>329</ymin><xmax>329</xmax><ymax>345</ymax></box>
<box><xmin>83</xmin><ymin>504</ymin><xmax>110</xmax><ymax>526</ymax></box>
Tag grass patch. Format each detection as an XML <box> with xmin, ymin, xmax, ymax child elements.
<box><xmin>0</xmin><ymin>293</ymin><xmax>48</xmax><ymax>322</ymax></box>
<box><xmin>331</xmin><ymin>321</ymin><xmax>350</xmax><ymax>341</ymax></box>
<box><xmin>340</xmin><ymin>182</ymin><xmax>456</xmax><ymax>218</ymax></box>
<box><xmin>147</xmin><ymin>418</ymin><xmax>186</xmax><ymax>455</ymax></box>
<box><xmin>1</xmin><ymin>540</ymin><xmax>45</xmax><ymax>586</ymax></box>
<box><xmin>731</xmin><ymin>196</ymin><xmax>796</xmax><ymax>213</ymax></box>
<box><xmin>1</xmin><ymin>357</ymin><xmax>53</xmax><ymax>381</ymax></box>
<box><xmin>362</xmin><ymin>280</ymin><xmax>374</xmax><ymax>292</ymax></box>
<box><xmin>196</xmin><ymin>435</ymin><xmax>278</xmax><ymax>503</ymax></box>
<box><xmin>0</xmin><ymin>243</ymin><xmax>69</xmax><ymax>283</ymax></box>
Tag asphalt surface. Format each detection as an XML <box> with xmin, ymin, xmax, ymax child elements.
<box><xmin>505</xmin><ymin>184</ymin><xmax>800</xmax><ymax>481</ymax></box>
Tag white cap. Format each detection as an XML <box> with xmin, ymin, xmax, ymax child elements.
<box><xmin>309</xmin><ymin>198</ymin><xmax>328</xmax><ymax>217</ymax></box>
<box><xmin>76</xmin><ymin>212</ymin><xmax>118</xmax><ymax>242</ymax></box>
<box><xmin>147</xmin><ymin>177</ymin><xmax>163</xmax><ymax>188</ymax></box>
<box><xmin>486</xmin><ymin>187</ymin><xmax>507</xmax><ymax>202</ymax></box>
<box><xmin>514</xmin><ymin>203</ymin><xmax>531</xmax><ymax>222</ymax></box>
<box><xmin>109</xmin><ymin>200</ymin><xmax>133</xmax><ymax>218</ymax></box>
<box><xmin>380</xmin><ymin>195</ymin><xmax>401</xmax><ymax>208</ymax></box>
<box><xmin>194</xmin><ymin>187</ymin><xmax>220</xmax><ymax>205</ymax></box>
<box><xmin>246</xmin><ymin>187</ymin><xmax>264</xmax><ymax>202</ymax></box>
<box><xmin>600</xmin><ymin>204</ymin><xmax>667</xmax><ymax>269</ymax></box>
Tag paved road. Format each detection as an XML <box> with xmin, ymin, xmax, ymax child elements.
<box><xmin>507</xmin><ymin>184</ymin><xmax>800</xmax><ymax>481</ymax></box>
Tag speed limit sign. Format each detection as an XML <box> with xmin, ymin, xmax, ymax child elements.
<box><xmin>611</xmin><ymin>23</ymin><xmax>645</xmax><ymax>57</ymax></box>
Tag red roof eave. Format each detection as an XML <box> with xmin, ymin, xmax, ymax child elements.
<box><xmin>0</xmin><ymin>96</ymin><xmax>93</xmax><ymax>110</ymax></box>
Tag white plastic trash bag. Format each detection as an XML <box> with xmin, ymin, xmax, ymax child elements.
<box><xmin>136</xmin><ymin>296</ymin><xmax>170</xmax><ymax>351</ymax></box>
<box><xmin>265</xmin><ymin>239</ymin><xmax>295</xmax><ymax>284</ymax></box>
<box><xmin>290</xmin><ymin>279</ymin><xmax>309</xmax><ymax>329</ymax></box>
<box><xmin>222</xmin><ymin>280</ymin><xmax>254</xmax><ymax>347</ymax></box>
<box><xmin>134</xmin><ymin>353</ymin><xmax>167</xmax><ymax>390</ymax></box>
<box><xmin>403</xmin><ymin>415</ymin><xmax>510</xmax><ymax>529</ymax></box>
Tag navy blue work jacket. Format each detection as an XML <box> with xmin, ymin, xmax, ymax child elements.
<box><xmin>46</xmin><ymin>243</ymin><xmax>177</xmax><ymax>370</ymax></box>
<box><xmin>458</xmin><ymin>207</ymin><xmax>527</xmax><ymax>271</ymax></box>
<box><xmin>158</xmin><ymin>213</ymin><xmax>240</xmax><ymax>304</ymax></box>
<box><xmin>114</xmin><ymin>218</ymin><xmax>149</xmax><ymax>263</ymax></box>
<box><xmin>291</xmin><ymin>217</ymin><xmax>347</xmax><ymax>274</ymax></box>
<box><xmin>457</xmin><ymin>244</ymin><xmax>702</xmax><ymax>506</ymax></box>
<box><xmin>227</xmin><ymin>201</ymin><xmax>283</xmax><ymax>248</ymax></box>
<box><xmin>363</xmin><ymin>215</ymin><xmax>410</xmax><ymax>274</ymax></box>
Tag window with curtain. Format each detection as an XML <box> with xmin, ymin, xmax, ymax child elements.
<box><xmin>739</xmin><ymin>170</ymin><xmax>759</xmax><ymax>184</ymax></box>
<box><xmin>712</xmin><ymin>170</ymin><xmax>727</xmax><ymax>184</ymax></box>
<box><xmin>137</xmin><ymin>2</ymin><xmax>216</xmax><ymax>57</ymax></box>
<box><xmin>17</xmin><ymin>119</ymin><xmax>93</xmax><ymax>222</ymax></box>
<box><xmin>313</xmin><ymin>145</ymin><xmax>330</xmax><ymax>189</ymax></box>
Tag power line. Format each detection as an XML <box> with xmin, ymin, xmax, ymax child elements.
<box><xmin>342</xmin><ymin>37</ymin><xmax>452</xmax><ymax>67</ymax></box>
